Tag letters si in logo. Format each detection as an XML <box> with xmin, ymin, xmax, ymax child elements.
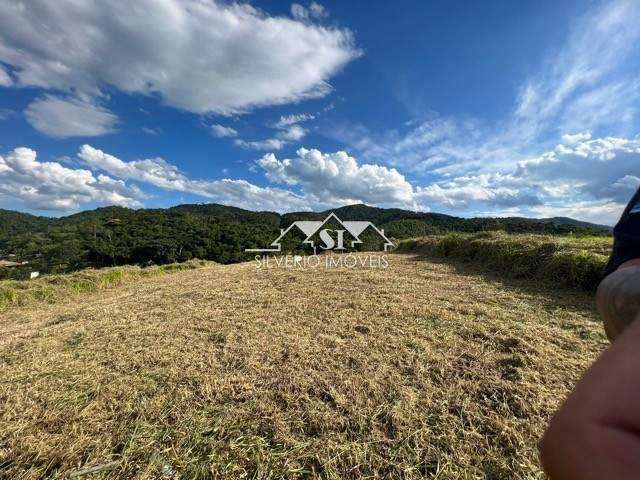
<box><xmin>245</xmin><ymin>212</ymin><xmax>395</xmax><ymax>253</ymax></box>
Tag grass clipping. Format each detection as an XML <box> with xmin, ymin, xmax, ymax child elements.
<box><xmin>0</xmin><ymin>259</ymin><xmax>213</xmax><ymax>312</ymax></box>
<box><xmin>397</xmin><ymin>232</ymin><xmax>612</xmax><ymax>291</ymax></box>
<box><xmin>0</xmin><ymin>253</ymin><xmax>606</xmax><ymax>479</ymax></box>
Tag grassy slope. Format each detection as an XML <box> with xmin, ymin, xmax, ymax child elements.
<box><xmin>0</xmin><ymin>254</ymin><xmax>606</xmax><ymax>479</ymax></box>
<box><xmin>0</xmin><ymin>260</ymin><xmax>214</xmax><ymax>312</ymax></box>
<box><xmin>397</xmin><ymin>232</ymin><xmax>613</xmax><ymax>291</ymax></box>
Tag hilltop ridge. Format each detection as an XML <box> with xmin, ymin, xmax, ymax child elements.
<box><xmin>0</xmin><ymin>203</ymin><xmax>611</xmax><ymax>279</ymax></box>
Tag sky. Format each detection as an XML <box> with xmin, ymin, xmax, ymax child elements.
<box><xmin>0</xmin><ymin>0</ymin><xmax>639</xmax><ymax>225</ymax></box>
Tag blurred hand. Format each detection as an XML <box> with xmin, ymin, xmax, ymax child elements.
<box><xmin>540</xmin><ymin>311</ymin><xmax>640</xmax><ymax>479</ymax></box>
<box><xmin>596</xmin><ymin>259</ymin><xmax>640</xmax><ymax>341</ymax></box>
<box><xmin>540</xmin><ymin>259</ymin><xmax>640</xmax><ymax>479</ymax></box>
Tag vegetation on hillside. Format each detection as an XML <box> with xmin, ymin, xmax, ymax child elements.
<box><xmin>0</xmin><ymin>203</ymin><xmax>611</xmax><ymax>279</ymax></box>
<box><xmin>0</xmin><ymin>254</ymin><xmax>606</xmax><ymax>478</ymax></box>
<box><xmin>0</xmin><ymin>259</ymin><xmax>213</xmax><ymax>312</ymax></box>
<box><xmin>398</xmin><ymin>232</ymin><xmax>613</xmax><ymax>291</ymax></box>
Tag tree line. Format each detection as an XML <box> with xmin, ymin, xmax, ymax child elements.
<box><xmin>0</xmin><ymin>203</ymin><xmax>611</xmax><ymax>280</ymax></box>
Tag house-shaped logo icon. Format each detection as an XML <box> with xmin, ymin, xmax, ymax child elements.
<box><xmin>246</xmin><ymin>212</ymin><xmax>394</xmax><ymax>253</ymax></box>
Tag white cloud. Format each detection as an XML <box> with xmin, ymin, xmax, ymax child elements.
<box><xmin>78</xmin><ymin>145</ymin><xmax>189</xmax><ymax>191</ymax></box>
<box><xmin>78</xmin><ymin>145</ymin><xmax>420</xmax><ymax>212</ymax></box>
<box><xmin>211</xmin><ymin>124</ymin><xmax>238</xmax><ymax>138</ymax></box>
<box><xmin>4</xmin><ymin>135</ymin><xmax>636</xmax><ymax>224</ymax></box>
<box><xmin>415</xmin><ymin>173</ymin><xmax>541</xmax><ymax>209</ymax></box>
<box><xmin>142</xmin><ymin>127</ymin><xmax>162</xmax><ymax>136</ymax></box>
<box><xmin>340</xmin><ymin>0</ymin><xmax>639</xmax><ymax>170</ymax></box>
<box><xmin>310</xmin><ymin>2</ymin><xmax>327</xmax><ymax>18</ymax></box>
<box><xmin>274</xmin><ymin>113</ymin><xmax>315</xmax><ymax>128</ymax></box>
<box><xmin>513</xmin><ymin>0</ymin><xmax>640</xmax><ymax>141</ymax></box>
<box><xmin>189</xmin><ymin>179</ymin><xmax>309</xmax><ymax>212</ymax></box>
<box><xmin>561</xmin><ymin>132</ymin><xmax>592</xmax><ymax>146</ymax></box>
<box><xmin>78</xmin><ymin>144</ymin><xmax>308</xmax><ymax>212</ymax></box>
<box><xmin>407</xmin><ymin>134</ymin><xmax>640</xmax><ymax>225</ymax></box>
<box><xmin>559</xmin><ymin>80</ymin><xmax>640</xmax><ymax>136</ymax></box>
<box><xmin>517</xmin><ymin>136</ymin><xmax>640</xmax><ymax>204</ymax></box>
<box><xmin>613</xmin><ymin>175</ymin><xmax>640</xmax><ymax>191</ymax></box>
<box><xmin>234</xmin><ymin>138</ymin><xmax>287</xmax><ymax>151</ymax></box>
<box><xmin>258</xmin><ymin>148</ymin><xmax>416</xmax><ymax>208</ymax></box>
<box><xmin>278</xmin><ymin>125</ymin><xmax>307</xmax><ymax>141</ymax></box>
<box><xmin>0</xmin><ymin>0</ymin><xmax>359</xmax><ymax>115</ymax></box>
<box><xmin>0</xmin><ymin>147</ymin><xmax>144</xmax><ymax>210</ymax></box>
<box><xmin>324</xmin><ymin>0</ymin><xmax>640</xmax><ymax>224</ymax></box>
<box><xmin>291</xmin><ymin>2</ymin><xmax>328</xmax><ymax>22</ymax></box>
<box><xmin>25</xmin><ymin>96</ymin><xmax>118</xmax><ymax>138</ymax></box>
<box><xmin>235</xmin><ymin>118</ymin><xmax>309</xmax><ymax>151</ymax></box>
<box><xmin>0</xmin><ymin>65</ymin><xmax>11</xmax><ymax>86</ymax></box>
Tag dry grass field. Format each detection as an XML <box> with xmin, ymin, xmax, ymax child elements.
<box><xmin>0</xmin><ymin>254</ymin><xmax>607</xmax><ymax>479</ymax></box>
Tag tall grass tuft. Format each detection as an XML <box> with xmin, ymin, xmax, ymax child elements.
<box><xmin>397</xmin><ymin>232</ymin><xmax>612</xmax><ymax>291</ymax></box>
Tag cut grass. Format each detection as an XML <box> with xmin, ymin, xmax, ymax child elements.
<box><xmin>0</xmin><ymin>259</ymin><xmax>214</xmax><ymax>312</ymax></box>
<box><xmin>397</xmin><ymin>232</ymin><xmax>613</xmax><ymax>291</ymax></box>
<box><xmin>0</xmin><ymin>253</ymin><xmax>606</xmax><ymax>479</ymax></box>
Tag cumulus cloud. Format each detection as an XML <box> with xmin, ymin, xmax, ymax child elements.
<box><xmin>408</xmin><ymin>134</ymin><xmax>640</xmax><ymax>225</ymax></box>
<box><xmin>0</xmin><ymin>0</ymin><xmax>359</xmax><ymax>115</ymax></box>
<box><xmin>76</xmin><ymin>145</ymin><xmax>425</xmax><ymax>212</ymax></box>
<box><xmin>78</xmin><ymin>145</ymin><xmax>309</xmax><ymax>212</ymax></box>
<box><xmin>561</xmin><ymin>132</ymin><xmax>592</xmax><ymax>146</ymax></box>
<box><xmin>210</xmin><ymin>124</ymin><xmax>238</xmax><ymax>138</ymax></box>
<box><xmin>25</xmin><ymin>96</ymin><xmax>118</xmax><ymax>138</ymax></box>
<box><xmin>78</xmin><ymin>145</ymin><xmax>189</xmax><ymax>191</ymax></box>
<box><xmin>518</xmin><ymin>136</ymin><xmax>640</xmax><ymax>204</ymax></box>
<box><xmin>258</xmin><ymin>148</ymin><xmax>416</xmax><ymax>208</ymax></box>
<box><xmin>415</xmin><ymin>173</ymin><xmax>541</xmax><ymax>209</ymax></box>
<box><xmin>0</xmin><ymin>147</ymin><xmax>144</xmax><ymax>210</ymax></box>
<box><xmin>4</xmin><ymin>134</ymin><xmax>637</xmax><ymax>224</ymax></box>
<box><xmin>74</xmin><ymin>138</ymin><xmax>640</xmax><ymax>224</ymax></box>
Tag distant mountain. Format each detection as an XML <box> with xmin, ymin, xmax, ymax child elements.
<box><xmin>538</xmin><ymin>216</ymin><xmax>613</xmax><ymax>232</ymax></box>
<box><xmin>0</xmin><ymin>203</ymin><xmax>611</xmax><ymax>279</ymax></box>
<box><xmin>283</xmin><ymin>204</ymin><xmax>612</xmax><ymax>233</ymax></box>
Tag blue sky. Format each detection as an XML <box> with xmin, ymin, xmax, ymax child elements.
<box><xmin>0</xmin><ymin>0</ymin><xmax>639</xmax><ymax>225</ymax></box>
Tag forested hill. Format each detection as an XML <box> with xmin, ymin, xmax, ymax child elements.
<box><xmin>0</xmin><ymin>203</ymin><xmax>611</xmax><ymax>278</ymax></box>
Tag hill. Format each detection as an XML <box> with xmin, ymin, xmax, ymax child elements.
<box><xmin>538</xmin><ymin>216</ymin><xmax>612</xmax><ymax>230</ymax></box>
<box><xmin>0</xmin><ymin>203</ymin><xmax>611</xmax><ymax>279</ymax></box>
<box><xmin>284</xmin><ymin>204</ymin><xmax>612</xmax><ymax>234</ymax></box>
<box><xmin>0</xmin><ymin>253</ymin><xmax>606</xmax><ymax>478</ymax></box>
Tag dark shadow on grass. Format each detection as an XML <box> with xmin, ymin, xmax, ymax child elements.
<box><xmin>404</xmin><ymin>253</ymin><xmax>599</xmax><ymax>320</ymax></box>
